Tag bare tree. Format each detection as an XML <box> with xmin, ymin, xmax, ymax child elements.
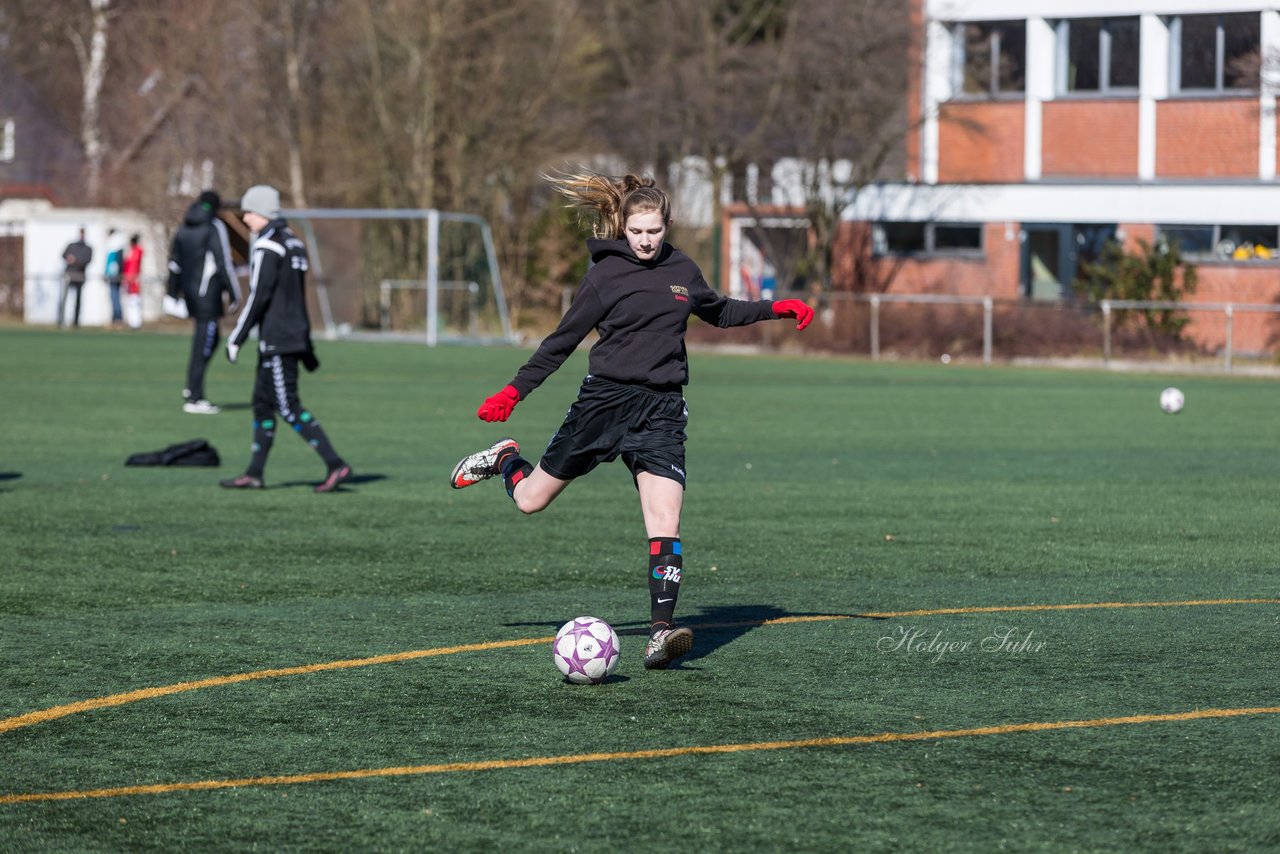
<box><xmin>593</xmin><ymin>0</ymin><xmax>793</xmax><ymax>241</ymax></box>
<box><xmin>759</xmin><ymin>0</ymin><xmax>912</xmax><ymax>294</ymax></box>
<box><xmin>68</xmin><ymin>0</ymin><xmax>112</xmax><ymax>201</ymax></box>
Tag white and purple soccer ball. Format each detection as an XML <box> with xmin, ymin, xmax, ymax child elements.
<box><xmin>553</xmin><ymin>616</ymin><xmax>620</xmax><ymax>684</ymax></box>
<box><xmin>1159</xmin><ymin>386</ymin><xmax>1185</xmax><ymax>414</ymax></box>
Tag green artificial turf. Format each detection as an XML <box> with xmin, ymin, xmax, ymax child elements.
<box><xmin>1</xmin><ymin>326</ymin><xmax>1278</xmax><ymax>852</ymax></box>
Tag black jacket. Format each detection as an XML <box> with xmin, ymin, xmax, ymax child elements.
<box><xmin>511</xmin><ymin>239</ymin><xmax>776</xmax><ymax>398</ymax></box>
<box><xmin>228</xmin><ymin>219</ymin><xmax>314</xmax><ymax>357</ymax></box>
<box><xmin>167</xmin><ymin>201</ymin><xmax>240</xmax><ymax>319</ymax></box>
<box><xmin>63</xmin><ymin>240</ymin><xmax>92</xmax><ymax>283</ymax></box>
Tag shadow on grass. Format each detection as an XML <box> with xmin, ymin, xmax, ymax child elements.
<box><xmin>508</xmin><ymin>603</ymin><xmax>880</xmax><ymax>670</ymax></box>
<box><xmin>0</xmin><ymin>472</ymin><xmax>21</xmax><ymax>481</ymax></box>
<box><xmin>274</xmin><ymin>473</ymin><xmax>388</xmax><ymax>491</ymax></box>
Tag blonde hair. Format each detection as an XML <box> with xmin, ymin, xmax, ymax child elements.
<box><xmin>543</xmin><ymin>169</ymin><xmax>671</xmax><ymax>239</ymax></box>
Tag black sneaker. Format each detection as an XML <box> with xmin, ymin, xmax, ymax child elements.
<box><xmin>219</xmin><ymin>474</ymin><xmax>264</xmax><ymax>489</ymax></box>
<box><xmin>643</xmin><ymin>626</ymin><xmax>694</xmax><ymax>670</ymax></box>
<box><xmin>315</xmin><ymin>464</ymin><xmax>352</xmax><ymax>493</ymax></box>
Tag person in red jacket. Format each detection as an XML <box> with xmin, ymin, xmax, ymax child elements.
<box><xmin>449</xmin><ymin>169</ymin><xmax>813</xmax><ymax>671</ymax></box>
<box><xmin>122</xmin><ymin>233</ymin><xmax>144</xmax><ymax>329</ymax></box>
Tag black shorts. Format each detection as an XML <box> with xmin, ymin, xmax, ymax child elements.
<box><xmin>539</xmin><ymin>376</ymin><xmax>688</xmax><ymax>488</ymax></box>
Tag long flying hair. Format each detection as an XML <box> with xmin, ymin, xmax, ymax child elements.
<box><xmin>543</xmin><ymin>169</ymin><xmax>671</xmax><ymax>239</ymax></box>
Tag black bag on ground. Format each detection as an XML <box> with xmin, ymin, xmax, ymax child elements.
<box><xmin>126</xmin><ymin>439</ymin><xmax>221</xmax><ymax>467</ymax></box>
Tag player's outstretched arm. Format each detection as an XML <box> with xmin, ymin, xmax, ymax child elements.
<box><xmin>477</xmin><ymin>385</ymin><xmax>521</xmax><ymax>422</ymax></box>
<box><xmin>772</xmin><ymin>298</ymin><xmax>814</xmax><ymax>330</ymax></box>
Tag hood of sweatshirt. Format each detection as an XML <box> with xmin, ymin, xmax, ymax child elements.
<box><xmin>183</xmin><ymin>201</ymin><xmax>214</xmax><ymax>228</ymax></box>
<box><xmin>586</xmin><ymin>238</ymin><xmax>673</xmax><ymax>267</ymax></box>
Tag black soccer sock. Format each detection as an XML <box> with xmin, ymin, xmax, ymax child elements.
<box><xmin>247</xmin><ymin>418</ymin><xmax>275</xmax><ymax>478</ymax></box>
<box><xmin>648</xmin><ymin>537</ymin><xmax>683</xmax><ymax>632</ymax></box>
<box><xmin>294</xmin><ymin>410</ymin><xmax>344</xmax><ymax>470</ymax></box>
<box><xmin>499</xmin><ymin>449</ymin><xmax>533</xmax><ymax>499</ymax></box>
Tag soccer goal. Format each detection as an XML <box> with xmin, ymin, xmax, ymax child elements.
<box><xmin>282</xmin><ymin>208</ymin><xmax>516</xmax><ymax>346</ymax></box>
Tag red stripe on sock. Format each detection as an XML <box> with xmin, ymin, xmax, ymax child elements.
<box><xmin>650</xmin><ymin>541</ymin><xmax>662</xmax><ymax>555</ymax></box>
<box><xmin>510</xmin><ymin>469</ymin><xmax>526</xmax><ymax>488</ymax></box>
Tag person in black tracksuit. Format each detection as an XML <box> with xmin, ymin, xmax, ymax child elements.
<box><xmin>167</xmin><ymin>190</ymin><xmax>241</xmax><ymax>413</ymax></box>
<box><xmin>220</xmin><ymin>184</ymin><xmax>351</xmax><ymax>494</ymax></box>
<box><xmin>449</xmin><ymin>170</ymin><xmax>814</xmax><ymax>671</ymax></box>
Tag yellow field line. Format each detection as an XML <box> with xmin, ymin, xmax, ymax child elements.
<box><xmin>0</xmin><ymin>637</ymin><xmax>548</xmax><ymax>735</ymax></box>
<box><xmin>2</xmin><ymin>598</ymin><xmax>1276</xmax><ymax>737</ymax></box>
<box><xmin>3</xmin><ymin>705</ymin><xmax>1277</xmax><ymax>804</ymax></box>
<box><xmin>851</xmin><ymin>597</ymin><xmax>1280</xmax><ymax>619</ymax></box>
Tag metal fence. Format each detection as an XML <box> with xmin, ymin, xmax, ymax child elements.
<box><xmin>820</xmin><ymin>292</ymin><xmax>1280</xmax><ymax>373</ymax></box>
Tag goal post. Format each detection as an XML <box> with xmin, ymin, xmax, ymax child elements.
<box><xmin>281</xmin><ymin>207</ymin><xmax>516</xmax><ymax>346</ymax></box>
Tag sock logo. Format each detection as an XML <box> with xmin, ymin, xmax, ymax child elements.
<box><xmin>652</xmin><ymin>565</ymin><xmax>682</xmax><ymax>582</ymax></box>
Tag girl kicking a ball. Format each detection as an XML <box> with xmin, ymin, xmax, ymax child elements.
<box><xmin>449</xmin><ymin>169</ymin><xmax>813</xmax><ymax>670</ymax></box>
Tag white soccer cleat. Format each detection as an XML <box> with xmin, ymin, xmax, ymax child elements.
<box><xmin>449</xmin><ymin>438</ymin><xmax>519</xmax><ymax>489</ymax></box>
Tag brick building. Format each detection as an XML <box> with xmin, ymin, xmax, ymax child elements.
<box><xmin>847</xmin><ymin>1</ymin><xmax>1280</xmax><ymax>355</ymax></box>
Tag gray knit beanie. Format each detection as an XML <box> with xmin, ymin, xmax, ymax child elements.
<box><xmin>240</xmin><ymin>184</ymin><xmax>281</xmax><ymax>219</ymax></box>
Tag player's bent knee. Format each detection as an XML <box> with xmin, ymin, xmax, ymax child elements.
<box><xmin>512</xmin><ymin>491</ymin><xmax>549</xmax><ymax>515</ymax></box>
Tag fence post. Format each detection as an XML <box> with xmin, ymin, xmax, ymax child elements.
<box><xmin>1224</xmin><ymin>304</ymin><xmax>1234</xmax><ymax>373</ymax></box>
<box><xmin>468</xmin><ymin>281</ymin><xmax>481</xmax><ymax>338</ymax></box>
<box><xmin>426</xmin><ymin>209</ymin><xmax>440</xmax><ymax>347</ymax></box>
<box><xmin>1101</xmin><ymin>300</ymin><xmax>1112</xmax><ymax>364</ymax></box>
<box><xmin>380</xmin><ymin>281</ymin><xmax>391</xmax><ymax>330</ymax></box>
<box><xmin>982</xmin><ymin>297</ymin><xmax>993</xmax><ymax>365</ymax></box>
<box><xmin>870</xmin><ymin>295</ymin><xmax>880</xmax><ymax>361</ymax></box>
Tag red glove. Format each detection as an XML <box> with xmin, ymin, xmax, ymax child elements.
<box><xmin>477</xmin><ymin>385</ymin><xmax>520</xmax><ymax>422</ymax></box>
<box><xmin>772</xmin><ymin>298</ymin><xmax>814</xmax><ymax>331</ymax></box>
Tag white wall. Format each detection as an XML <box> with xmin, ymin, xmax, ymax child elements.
<box><xmin>845</xmin><ymin>181</ymin><xmax>1280</xmax><ymax>226</ymax></box>
<box><xmin>22</xmin><ymin>209</ymin><xmax>167</xmax><ymax>326</ymax></box>
<box><xmin>927</xmin><ymin>1</ymin><xmax>1267</xmax><ymax>21</ymax></box>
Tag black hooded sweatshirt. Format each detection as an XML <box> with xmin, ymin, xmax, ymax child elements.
<box><xmin>510</xmin><ymin>239</ymin><xmax>776</xmax><ymax>399</ymax></box>
<box><xmin>166</xmin><ymin>201</ymin><xmax>240</xmax><ymax>319</ymax></box>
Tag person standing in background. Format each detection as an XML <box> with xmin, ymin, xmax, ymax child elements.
<box><xmin>123</xmin><ymin>233</ymin><xmax>144</xmax><ymax>330</ymax></box>
<box><xmin>104</xmin><ymin>228</ymin><xmax>125</xmax><ymax>328</ymax></box>
<box><xmin>167</xmin><ymin>190</ymin><xmax>241</xmax><ymax>414</ymax></box>
<box><xmin>58</xmin><ymin>228</ymin><xmax>92</xmax><ymax>329</ymax></box>
<box><xmin>221</xmin><ymin>184</ymin><xmax>352</xmax><ymax>494</ymax></box>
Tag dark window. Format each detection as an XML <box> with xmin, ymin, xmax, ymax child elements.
<box><xmin>1157</xmin><ymin>224</ymin><xmax>1279</xmax><ymax>261</ymax></box>
<box><xmin>934</xmin><ymin>225</ymin><xmax>983</xmax><ymax>251</ymax></box>
<box><xmin>1219</xmin><ymin>224</ymin><xmax>1278</xmax><ymax>260</ymax></box>
<box><xmin>1175</xmin><ymin>13</ymin><xmax>1261</xmax><ymax>92</ymax></box>
<box><xmin>959</xmin><ymin>20</ymin><xmax>1025</xmax><ymax>96</ymax></box>
<box><xmin>1107</xmin><ymin>17</ymin><xmax>1140</xmax><ymax>88</ymax></box>
<box><xmin>1179</xmin><ymin>16</ymin><xmax>1218</xmax><ymax>88</ymax></box>
<box><xmin>874</xmin><ymin>223</ymin><xmax>982</xmax><ymax>256</ymax></box>
<box><xmin>876</xmin><ymin>223</ymin><xmax>926</xmax><ymax>254</ymax></box>
<box><xmin>1062</xmin><ymin>17</ymin><xmax>1140</xmax><ymax>93</ymax></box>
<box><xmin>1157</xmin><ymin>225</ymin><xmax>1214</xmax><ymax>255</ymax></box>
<box><xmin>1223</xmin><ymin>13</ymin><xmax>1262</xmax><ymax>89</ymax></box>
<box><xmin>1067</xmin><ymin>19</ymin><xmax>1101</xmax><ymax>91</ymax></box>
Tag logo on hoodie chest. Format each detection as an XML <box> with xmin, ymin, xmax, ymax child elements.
<box><xmin>669</xmin><ymin>285</ymin><xmax>689</xmax><ymax>302</ymax></box>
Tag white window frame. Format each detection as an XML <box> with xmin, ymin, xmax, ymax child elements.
<box><xmin>1055</xmin><ymin>16</ymin><xmax>1142</xmax><ymax>96</ymax></box>
<box><xmin>1156</xmin><ymin>223</ymin><xmax>1280</xmax><ymax>262</ymax></box>
<box><xmin>951</xmin><ymin>19</ymin><xmax>1027</xmax><ymax>99</ymax></box>
<box><xmin>873</xmin><ymin>222</ymin><xmax>985</xmax><ymax>258</ymax></box>
<box><xmin>1170</xmin><ymin>12</ymin><xmax>1261</xmax><ymax>94</ymax></box>
<box><xmin>0</xmin><ymin>119</ymin><xmax>14</xmax><ymax>163</ymax></box>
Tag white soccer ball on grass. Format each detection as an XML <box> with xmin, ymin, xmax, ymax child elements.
<box><xmin>1159</xmin><ymin>386</ymin><xmax>1185</xmax><ymax>414</ymax></box>
<box><xmin>553</xmin><ymin>616</ymin><xmax>620</xmax><ymax>684</ymax></box>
